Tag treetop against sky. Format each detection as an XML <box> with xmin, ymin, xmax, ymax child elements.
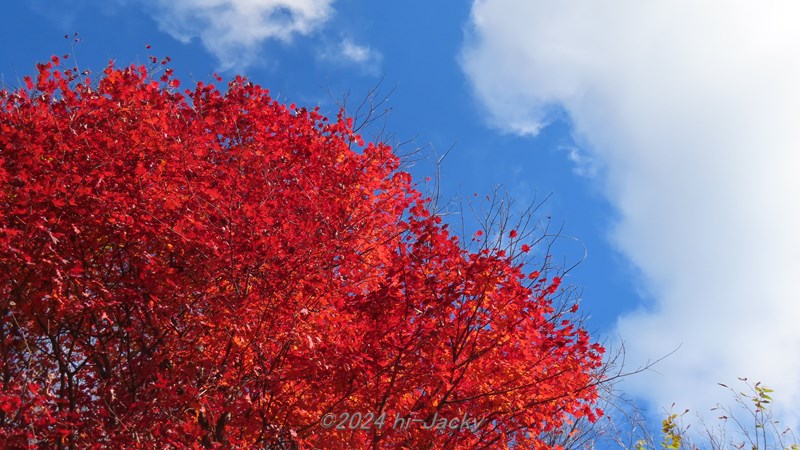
<box><xmin>2</xmin><ymin>0</ymin><xmax>800</xmax><ymax>446</ymax></box>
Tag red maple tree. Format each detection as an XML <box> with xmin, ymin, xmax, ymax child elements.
<box><xmin>0</xmin><ymin>56</ymin><xmax>604</xmax><ymax>449</ymax></box>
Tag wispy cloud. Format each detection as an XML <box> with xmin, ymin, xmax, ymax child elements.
<box><xmin>150</xmin><ymin>0</ymin><xmax>334</xmax><ymax>70</ymax></box>
<box><xmin>461</xmin><ymin>0</ymin><xmax>800</xmax><ymax>432</ymax></box>
<box><xmin>317</xmin><ymin>37</ymin><xmax>382</xmax><ymax>74</ymax></box>
<box><xmin>560</xmin><ymin>145</ymin><xmax>598</xmax><ymax>178</ymax></box>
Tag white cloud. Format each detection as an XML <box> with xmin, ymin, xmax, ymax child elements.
<box><xmin>317</xmin><ymin>37</ymin><xmax>382</xmax><ymax>74</ymax></box>
<box><xmin>560</xmin><ymin>145</ymin><xmax>598</xmax><ymax>178</ymax></box>
<box><xmin>339</xmin><ymin>39</ymin><xmax>374</xmax><ymax>64</ymax></box>
<box><xmin>150</xmin><ymin>0</ymin><xmax>334</xmax><ymax>70</ymax></box>
<box><xmin>461</xmin><ymin>0</ymin><xmax>800</xmax><ymax>434</ymax></box>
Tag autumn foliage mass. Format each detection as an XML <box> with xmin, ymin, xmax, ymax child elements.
<box><xmin>0</xmin><ymin>56</ymin><xmax>604</xmax><ymax>448</ymax></box>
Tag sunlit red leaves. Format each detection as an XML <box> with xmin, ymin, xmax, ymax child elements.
<box><xmin>0</xmin><ymin>57</ymin><xmax>603</xmax><ymax>449</ymax></box>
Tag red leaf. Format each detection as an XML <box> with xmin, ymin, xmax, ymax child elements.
<box><xmin>0</xmin><ymin>56</ymin><xmax>604</xmax><ymax>449</ymax></box>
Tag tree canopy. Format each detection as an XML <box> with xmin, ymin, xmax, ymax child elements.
<box><xmin>0</xmin><ymin>56</ymin><xmax>603</xmax><ymax>449</ymax></box>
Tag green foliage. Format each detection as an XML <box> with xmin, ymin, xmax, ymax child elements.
<box><xmin>660</xmin><ymin>411</ymin><xmax>685</xmax><ymax>450</ymax></box>
<box><xmin>632</xmin><ymin>379</ymin><xmax>797</xmax><ymax>450</ymax></box>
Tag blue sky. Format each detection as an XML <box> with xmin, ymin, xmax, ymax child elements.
<box><xmin>4</xmin><ymin>0</ymin><xmax>799</xmax><ymax>443</ymax></box>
